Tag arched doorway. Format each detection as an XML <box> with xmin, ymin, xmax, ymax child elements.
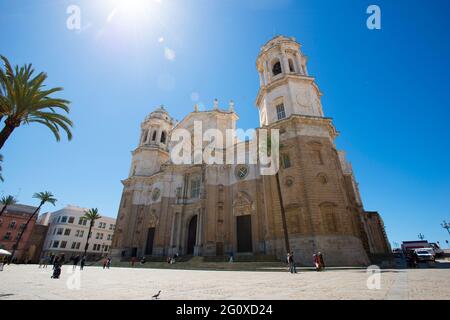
<box><xmin>145</xmin><ymin>228</ymin><xmax>155</xmax><ymax>255</ymax></box>
<box><xmin>236</xmin><ymin>215</ymin><xmax>253</xmax><ymax>253</ymax></box>
<box><xmin>187</xmin><ymin>215</ymin><xmax>197</xmax><ymax>255</ymax></box>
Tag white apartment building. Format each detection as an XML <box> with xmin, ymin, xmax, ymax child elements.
<box><xmin>41</xmin><ymin>205</ymin><xmax>116</xmax><ymax>260</ymax></box>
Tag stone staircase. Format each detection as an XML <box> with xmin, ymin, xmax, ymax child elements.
<box><xmin>204</xmin><ymin>254</ymin><xmax>279</xmax><ymax>263</ymax></box>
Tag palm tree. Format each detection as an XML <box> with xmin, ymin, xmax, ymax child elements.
<box><xmin>0</xmin><ymin>195</ymin><xmax>17</xmax><ymax>217</ymax></box>
<box><xmin>9</xmin><ymin>191</ymin><xmax>56</xmax><ymax>263</ymax></box>
<box><xmin>0</xmin><ymin>55</ymin><xmax>73</xmax><ymax>150</ymax></box>
<box><xmin>81</xmin><ymin>208</ymin><xmax>102</xmax><ymax>259</ymax></box>
<box><xmin>265</xmin><ymin>134</ymin><xmax>290</xmax><ymax>254</ymax></box>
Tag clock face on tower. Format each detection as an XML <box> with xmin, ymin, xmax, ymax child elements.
<box><xmin>296</xmin><ymin>93</ymin><xmax>309</xmax><ymax>108</ymax></box>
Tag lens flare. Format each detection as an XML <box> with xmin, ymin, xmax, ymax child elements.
<box><xmin>109</xmin><ymin>0</ymin><xmax>161</xmax><ymax>23</ymax></box>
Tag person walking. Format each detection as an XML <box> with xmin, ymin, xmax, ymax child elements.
<box><xmin>80</xmin><ymin>256</ymin><xmax>86</xmax><ymax>270</ymax></box>
<box><xmin>72</xmin><ymin>255</ymin><xmax>80</xmax><ymax>270</ymax></box>
<box><xmin>51</xmin><ymin>261</ymin><xmax>62</xmax><ymax>279</ymax></box>
<box><xmin>286</xmin><ymin>252</ymin><xmax>290</xmax><ymax>272</ymax></box>
<box><xmin>103</xmin><ymin>257</ymin><xmax>108</xmax><ymax>269</ymax></box>
<box><xmin>131</xmin><ymin>256</ymin><xmax>137</xmax><ymax>267</ymax></box>
<box><xmin>288</xmin><ymin>251</ymin><xmax>297</xmax><ymax>274</ymax></box>
<box><xmin>106</xmin><ymin>257</ymin><xmax>112</xmax><ymax>269</ymax></box>
<box><xmin>313</xmin><ymin>253</ymin><xmax>321</xmax><ymax>271</ymax></box>
<box><xmin>53</xmin><ymin>256</ymin><xmax>60</xmax><ymax>270</ymax></box>
<box><xmin>229</xmin><ymin>252</ymin><xmax>234</xmax><ymax>263</ymax></box>
<box><xmin>318</xmin><ymin>252</ymin><xmax>325</xmax><ymax>271</ymax></box>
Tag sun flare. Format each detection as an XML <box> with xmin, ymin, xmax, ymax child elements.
<box><xmin>109</xmin><ymin>0</ymin><xmax>161</xmax><ymax>23</ymax></box>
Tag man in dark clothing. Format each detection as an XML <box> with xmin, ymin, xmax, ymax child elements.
<box><xmin>288</xmin><ymin>251</ymin><xmax>297</xmax><ymax>274</ymax></box>
<box><xmin>80</xmin><ymin>256</ymin><xmax>86</xmax><ymax>270</ymax></box>
<box><xmin>53</xmin><ymin>256</ymin><xmax>60</xmax><ymax>270</ymax></box>
<box><xmin>72</xmin><ymin>255</ymin><xmax>80</xmax><ymax>270</ymax></box>
<box><xmin>51</xmin><ymin>262</ymin><xmax>62</xmax><ymax>279</ymax></box>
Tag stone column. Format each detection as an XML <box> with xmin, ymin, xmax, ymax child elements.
<box><xmin>282</xmin><ymin>54</ymin><xmax>290</xmax><ymax>74</ymax></box>
<box><xmin>262</xmin><ymin>67</ymin><xmax>268</xmax><ymax>85</ymax></box>
<box><xmin>176</xmin><ymin>212</ymin><xmax>182</xmax><ymax>253</ymax></box>
<box><xmin>265</xmin><ymin>60</ymin><xmax>271</xmax><ymax>83</ymax></box>
<box><xmin>195</xmin><ymin>213</ymin><xmax>200</xmax><ymax>247</ymax></box>
<box><xmin>293</xmin><ymin>53</ymin><xmax>301</xmax><ymax>74</ymax></box>
<box><xmin>258</xmin><ymin>71</ymin><xmax>264</xmax><ymax>86</ymax></box>
<box><xmin>304</xmin><ymin>63</ymin><xmax>309</xmax><ymax>76</ymax></box>
<box><xmin>197</xmin><ymin>210</ymin><xmax>204</xmax><ymax>244</ymax></box>
<box><xmin>169</xmin><ymin>213</ymin><xmax>176</xmax><ymax>248</ymax></box>
<box><xmin>146</xmin><ymin>127</ymin><xmax>151</xmax><ymax>143</ymax></box>
<box><xmin>296</xmin><ymin>53</ymin><xmax>303</xmax><ymax>75</ymax></box>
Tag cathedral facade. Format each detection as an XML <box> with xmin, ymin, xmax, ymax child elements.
<box><xmin>111</xmin><ymin>36</ymin><xmax>390</xmax><ymax>266</ymax></box>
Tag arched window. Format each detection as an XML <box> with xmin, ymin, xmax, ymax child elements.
<box><xmin>288</xmin><ymin>59</ymin><xmax>295</xmax><ymax>73</ymax></box>
<box><xmin>160</xmin><ymin>131</ymin><xmax>166</xmax><ymax>144</ymax></box>
<box><xmin>276</xmin><ymin>103</ymin><xmax>286</xmax><ymax>120</ymax></box>
<box><xmin>272</xmin><ymin>60</ymin><xmax>282</xmax><ymax>76</ymax></box>
<box><xmin>142</xmin><ymin>130</ymin><xmax>149</xmax><ymax>143</ymax></box>
<box><xmin>190</xmin><ymin>179</ymin><xmax>201</xmax><ymax>198</ymax></box>
<box><xmin>152</xmin><ymin>131</ymin><xmax>157</xmax><ymax>141</ymax></box>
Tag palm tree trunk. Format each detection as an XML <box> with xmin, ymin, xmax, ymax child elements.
<box><xmin>275</xmin><ymin>172</ymin><xmax>290</xmax><ymax>253</ymax></box>
<box><xmin>8</xmin><ymin>202</ymin><xmax>42</xmax><ymax>264</ymax></box>
<box><xmin>0</xmin><ymin>122</ymin><xmax>16</xmax><ymax>150</ymax></box>
<box><xmin>0</xmin><ymin>205</ymin><xmax>7</xmax><ymax>218</ymax></box>
<box><xmin>83</xmin><ymin>221</ymin><xmax>94</xmax><ymax>258</ymax></box>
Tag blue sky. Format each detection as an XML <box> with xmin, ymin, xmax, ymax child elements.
<box><xmin>1</xmin><ymin>0</ymin><xmax>450</xmax><ymax>248</ymax></box>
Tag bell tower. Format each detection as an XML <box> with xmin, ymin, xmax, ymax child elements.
<box><xmin>255</xmin><ymin>36</ymin><xmax>324</xmax><ymax>126</ymax></box>
<box><xmin>129</xmin><ymin>106</ymin><xmax>173</xmax><ymax>177</ymax></box>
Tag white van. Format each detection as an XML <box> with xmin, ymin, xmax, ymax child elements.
<box><xmin>414</xmin><ymin>248</ymin><xmax>435</xmax><ymax>262</ymax></box>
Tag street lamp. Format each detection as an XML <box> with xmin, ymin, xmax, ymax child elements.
<box><xmin>441</xmin><ymin>220</ymin><xmax>450</xmax><ymax>235</ymax></box>
<box><xmin>418</xmin><ymin>233</ymin><xmax>425</xmax><ymax>240</ymax></box>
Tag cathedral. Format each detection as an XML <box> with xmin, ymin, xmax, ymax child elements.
<box><xmin>111</xmin><ymin>36</ymin><xmax>391</xmax><ymax>266</ymax></box>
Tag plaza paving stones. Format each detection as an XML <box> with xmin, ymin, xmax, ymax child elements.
<box><xmin>0</xmin><ymin>264</ymin><xmax>449</xmax><ymax>300</ymax></box>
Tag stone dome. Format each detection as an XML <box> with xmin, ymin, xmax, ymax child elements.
<box><xmin>145</xmin><ymin>105</ymin><xmax>172</xmax><ymax>123</ymax></box>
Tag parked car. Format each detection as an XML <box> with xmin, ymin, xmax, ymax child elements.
<box><xmin>414</xmin><ymin>248</ymin><xmax>435</xmax><ymax>262</ymax></box>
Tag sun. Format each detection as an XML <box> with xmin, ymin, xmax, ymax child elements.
<box><xmin>109</xmin><ymin>0</ymin><xmax>162</xmax><ymax>23</ymax></box>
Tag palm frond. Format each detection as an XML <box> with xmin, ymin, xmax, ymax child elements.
<box><xmin>83</xmin><ymin>208</ymin><xmax>102</xmax><ymax>221</ymax></box>
<box><xmin>0</xmin><ymin>195</ymin><xmax>17</xmax><ymax>205</ymax></box>
<box><xmin>0</xmin><ymin>55</ymin><xmax>73</xmax><ymax>148</ymax></box>
<box><xmin>33</xmin><ymin>191</ymin><xmax>57</xmax><ymax>206</ymax></box>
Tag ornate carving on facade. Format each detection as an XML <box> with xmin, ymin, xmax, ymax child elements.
<box><xmin>232</xmin><ymin>191</ymin><xmax>254</xmax><ymax>216</ymax></box>
<box><xmin>148</xmin><ymin>210</ymin><xmax>159</xmax><ymax>228</ymax></box>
